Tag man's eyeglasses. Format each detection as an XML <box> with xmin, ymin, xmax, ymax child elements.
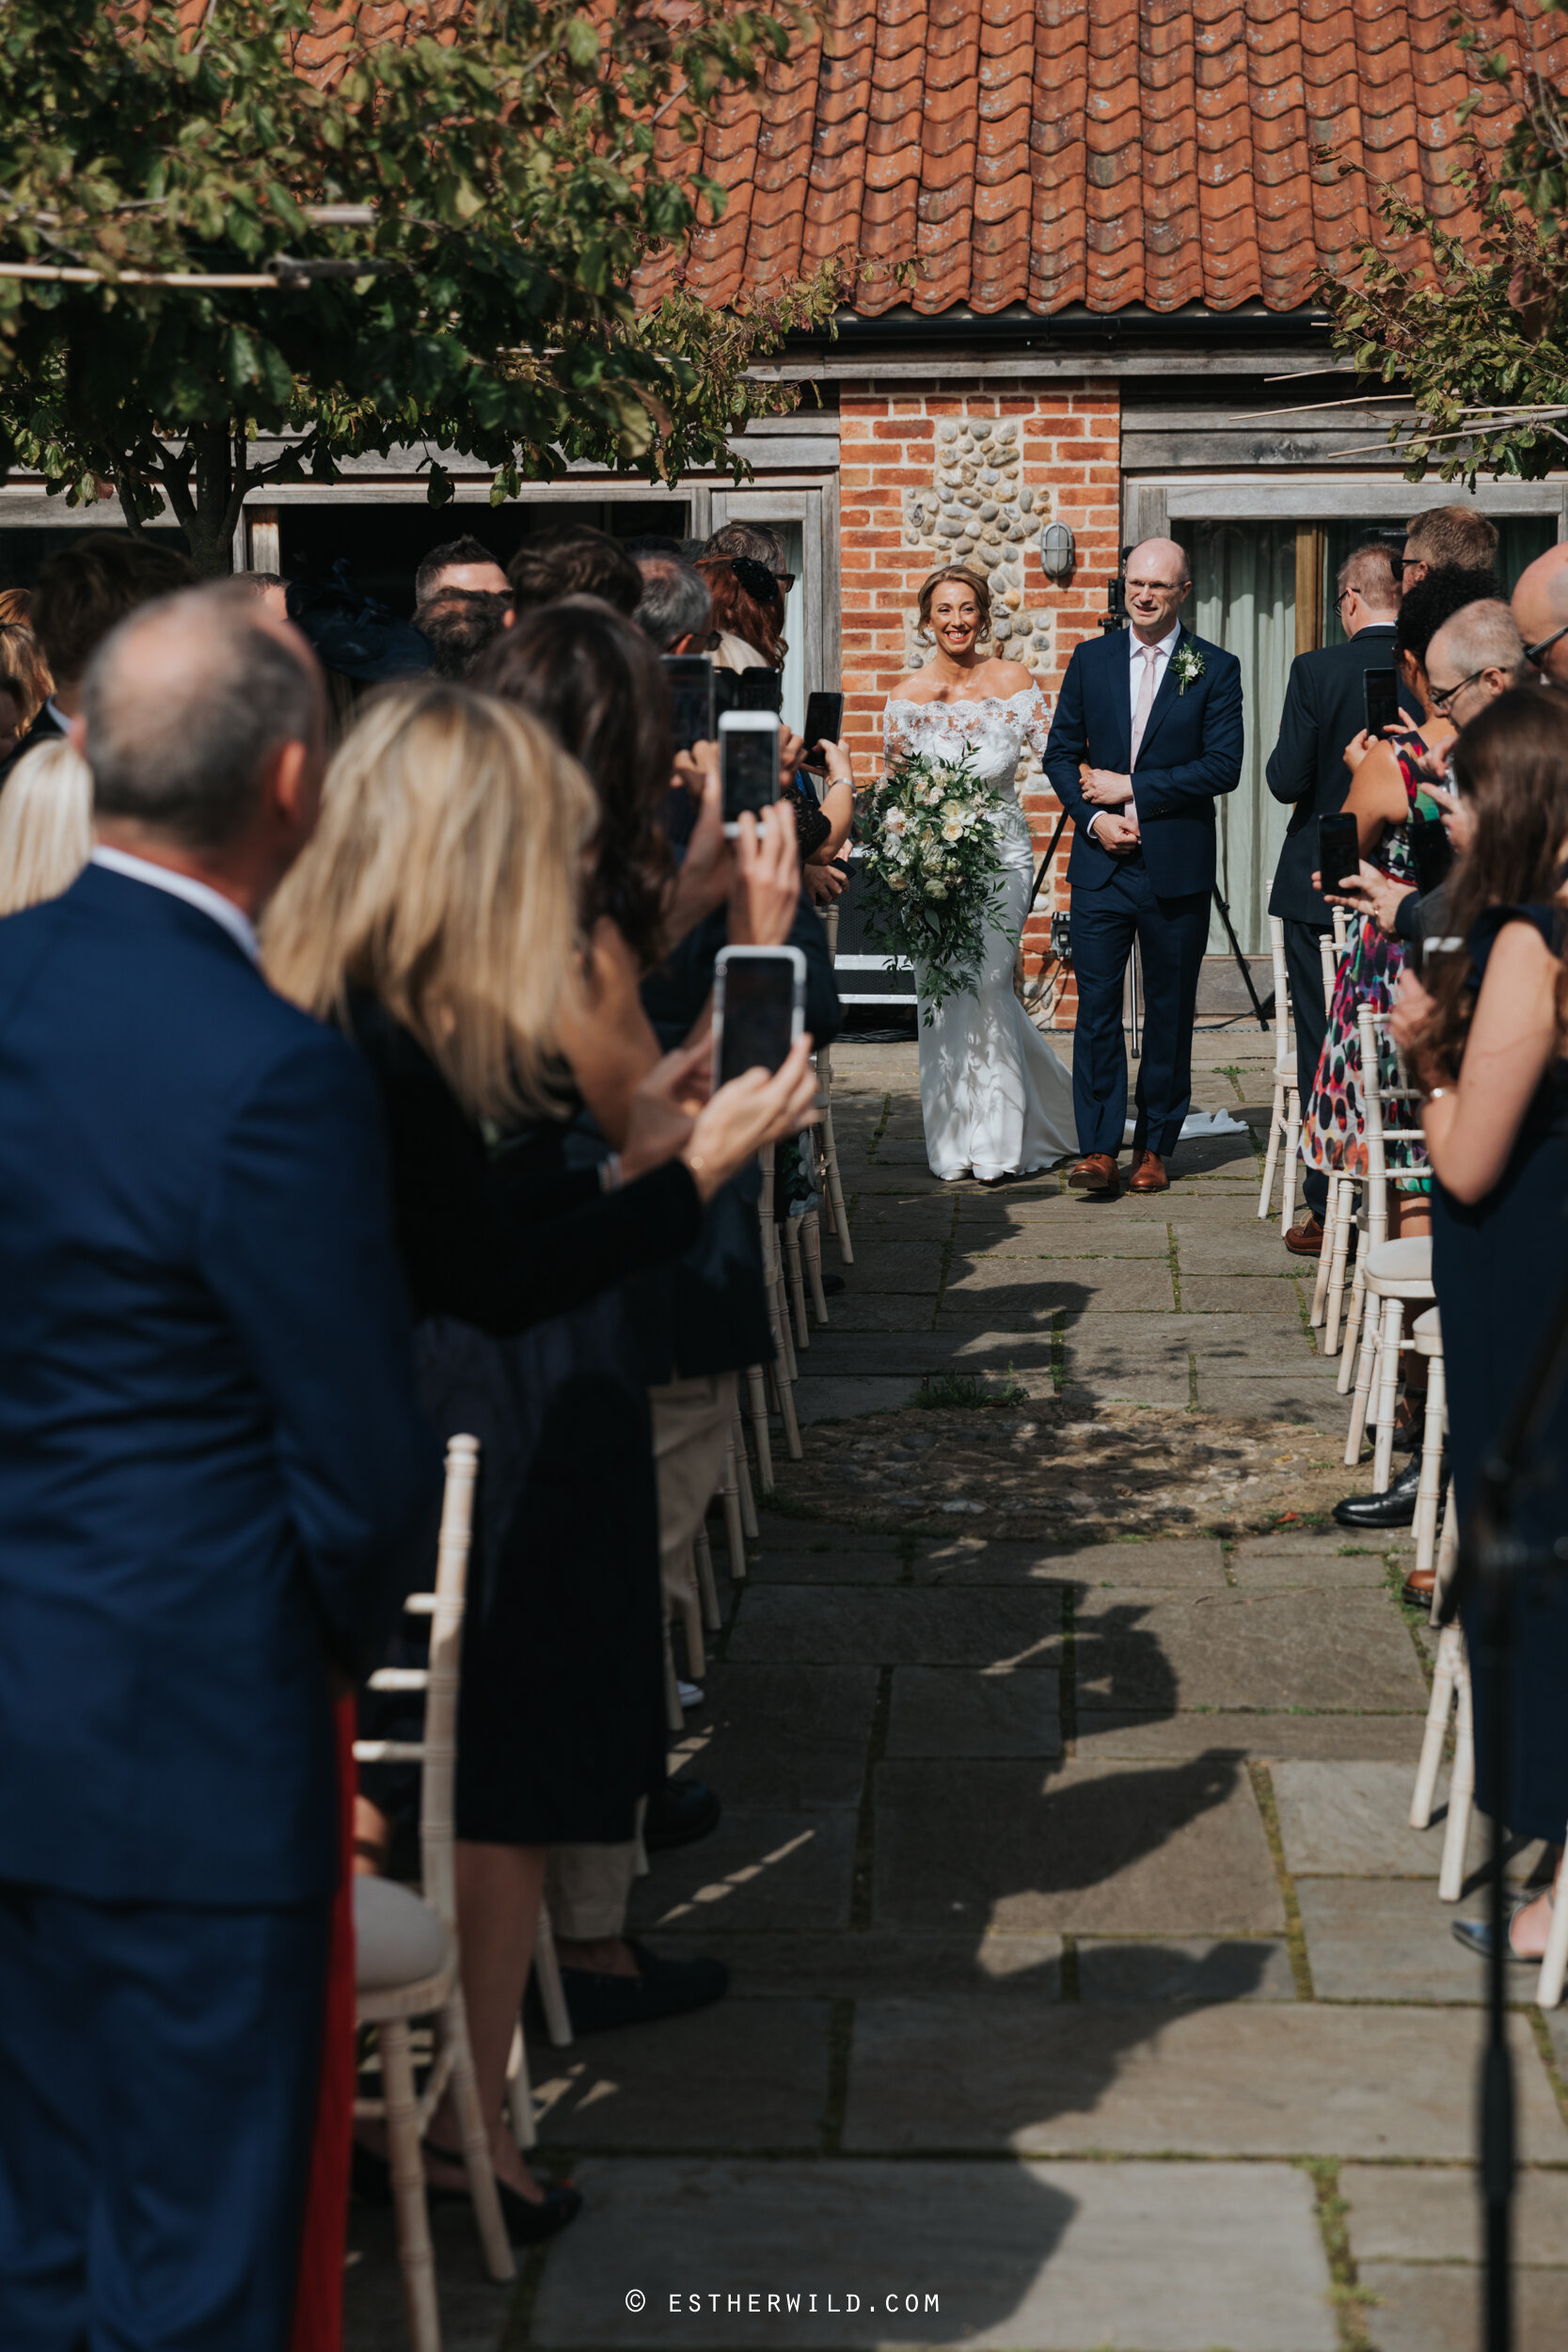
<box><xmin>1428</xmin><ymin>667</ymin><xmax>1486</xmax><ymax>717</ymax></box>
<box><xmin>1525</xmin><ymin>619</ymin><xmax>1568</xmax><ymax>673</ymax></box>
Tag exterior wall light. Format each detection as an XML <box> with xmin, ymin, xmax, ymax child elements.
<box><xmin>1038</xmin><ymin>521</ymin><xmax>1076</xmax><ymax>581</ymax></box>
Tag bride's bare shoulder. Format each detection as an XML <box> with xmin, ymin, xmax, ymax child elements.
<box><xmin>982</xmin><ymin>658</ymin><xmax>1037</xmax><ymax>697</ymax></box>
<box><xmin>886</xmin><ymin>667</ymin><xmax>938</xmax><ymax>705</ymax></box>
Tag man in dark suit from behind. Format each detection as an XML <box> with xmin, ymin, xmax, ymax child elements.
<box><xmin>0</xmin><ymin>587</ymin><xmax>440</xmax><ymax>2347</ymax></box>
<box><xmin>0</xmin><ymin>530</ymin><xmax>193</xmax><ymax>786</ymax></box>
<box><xmin>1265</xmin><ymin>541</ymin><xmax>1414</xmax><ymax>1256</ymax></box>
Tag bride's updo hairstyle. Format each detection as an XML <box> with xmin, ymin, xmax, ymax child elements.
<box><xmin>916</xmin><ymin>564</ymin><xmax>992</xmax><ymax>644</ymax></box>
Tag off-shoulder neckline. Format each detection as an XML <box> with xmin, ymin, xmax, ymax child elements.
<box><xmin>884</xmin><ymin>685</ymin><xmax>1043</xmax><ymax>715</ymax></box>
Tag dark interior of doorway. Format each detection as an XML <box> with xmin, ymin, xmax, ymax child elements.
<box><xmin>277</xmin><ymin>499</ymin><xmax>690</xmax><ymax>617</ymax></box>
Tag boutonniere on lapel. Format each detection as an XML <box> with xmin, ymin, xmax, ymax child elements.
<box><xmin>1171</xmin><ymin>644</ymin><xmax>1206</xmax><ymax>697</ymax></box>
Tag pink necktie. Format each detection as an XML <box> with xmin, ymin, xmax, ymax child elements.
<box><xmin>1130</xmin><ymin>643</ymin><xmax>1159</xmax><ymax>768</ymax></box>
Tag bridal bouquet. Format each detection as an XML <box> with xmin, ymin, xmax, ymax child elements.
<box><xmin>860</xmin><ymin>745</ymin><xmax>1008</xmax><ymax>1018</ymax></box>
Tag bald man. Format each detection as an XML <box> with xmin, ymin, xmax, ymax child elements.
<box><xmin>0</xmin><ymin>585</ymin><xmax>438</xmax><ymax>2345</ymax></box>
<box><xmin>1044</xmin><ymin>538</ymin><xmax>1243</xmax><ymax>1198</ymax></box>
<box><xmin>1513</xmin><ymin>543</ymin><xmax>1568</xmax><ymax>691</ymax></box>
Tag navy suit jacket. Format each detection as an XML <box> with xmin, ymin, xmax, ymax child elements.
<box><xmin>1265</xmin><ymin>624</ymin><xmax>1419</xmax><ymax>927</ymax></box>
<box><xmin>1043</xmin><ymin>627</ymin><xmax>1244</xmax><ymax>898</ymax></box>
<box><xmin>0</xmin><ymin>866</ymin><xmax>441</xmax><ymax>1907</ymax></box>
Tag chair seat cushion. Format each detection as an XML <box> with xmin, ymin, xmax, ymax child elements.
<box><xmin>1413</xmin><ymin>1305</ymin><xmax>1441</xmax><ymax>1341</ymax></box>
<box><xmin>354</xmin><ymin>1874</ymin><xmax>451</xmax><ymax>1993</ymax></box>
<box><xmin>1366</xmin><ymin>1236</ymin><xmax>1433</xmax><ymax>1280</ymax></box>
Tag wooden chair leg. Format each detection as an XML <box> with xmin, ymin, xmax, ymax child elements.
<box><xmin>775</xmin><ymin>1348</ymin><xmax>802</xmax><ymax>1460</ymax></box>
<box><xmin>1370</xmin><ymin>1295</ymin><xmax>1406</xmax><ymax>1493</ymax></box>
<box><xmin>1309</xmin><ymin>1173</ymin><xmax>1338</xmax><ymax>1327</ymax></box>
<box><xmin>1323</xmin><ymin>1183</ymin><xmax>1356</xmax><ymax>1355</ymax></box>
<box><xmin>731</xmin><ymin>1411</ymin><xmax>758</xmax><ymax>1539</ymax></box>
<box><xmin>505</xmin><ymin>2022</ymin><xmax>537</xmax><ymax>2153</ymax></box>
<box><xmin>772</xmin><ymin>1263</ymin><xmax>800</xmax><ymax>1386</ymax></box>
<box><xmin>1438</xmin><ymin>1644</ymin><xmax>1474</xmax><ymax>1902</ymax></box>
<box><xmin>1537</xmin><ymin>1869</ymin><xmax>1568</xmax><ymax>2010</ymax></box>
<box><xmin>1413</xmin><ymin>1352</ymin><xmax>1447</xmax><ymax>1578</ymax></box>
<box><xmin>1343</xmin><ymin>1297</ymin><xmax>1380</xmax><ymax>1467</ymax></box>
<box><xmin>380</xmin><ymin>2019</ymin><xmax>445</xmax><ymax>2352</ymax></box>
<box><xmin>819</xmin><ymin>1102</ymin><xmax>854</xmax><ymax>1263</ymax></box>
<box><xmin>744</xmin><ymin>1367</ymin><xmax>774</xmax><ymax>1492</ymax></box>
<box><xmin>1280</xmin><ymin>1085</ymin><xmax>1301</xmax><ymax>1235</ymax></box>
<box><xmin>801</xmin><ymin>1208</ymin><xmax>830</xmax><ymax>1326</ymax></box>
<box><xmin>661</xmin><ymin>1613</ymin><xmax>685</xmax><ymax>1734</ymax></box>
<box><xmin>694</xmin><ymin>1527</ymin><xmax>721</xmax><ymax>1632</ymax></box>
<box><xmin>720</xmin><ymin>1447</ymin><xmax>747</xmax><ymax>1581</ymax></box>
<box><xmin>1433</xmin><ymin>1474</ymin><xmax>1458</xmax><ymax>1603</ymax></box>
<box><xmin>1411</xmin><ymin>1621</ymin><xmax>1461</xmax><ymax>1830</ymax></box>
<box><xmin>1336</xmin><ymin>1247</ymin><xmax>1367</xmax><ymax>1391</ymax></box>
<box><xmin>533</xmin><ymin>1903</ymin><xmax>574</xmax><ymax>2049</ymax></box>
<box><xmin>678</xmin><ymin>1564</ymin><xmax>706</xmax><ymax>1680</ymax></box>
<box><xmin>442</xmin><ymin>1996</ymin><xmax>515</xmax><ymax>2282</ymax></box>
<box><xmin>782</xmin><ymin>1218</ymin><xmax>810</xmax><ymax>1349</ymax></box>
<box><xmin>1259</xmin><ymin>1079</ymin><xmax>1284</xmax><ymax>1220</ymax></box>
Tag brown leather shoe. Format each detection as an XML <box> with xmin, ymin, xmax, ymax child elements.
<box><xmin>1284</xmin><ymin>1215</ymin><xmax>1325</xmax><ymax>1258</ymax></box>
<box><xmin>1067</xmin><ymin>1153</ymin><xmax>1120</xmax><ymax>1198</ymax></box>
<box><xmin>1401</xmin><ymin>1565</ymin><xmax>1436</xmax><ymax>1610</ymax></box>
<box><xmin>1127</xmin><ymin>1151</ymin><xmax>1168</xmax><ymax>1194</ymax></box>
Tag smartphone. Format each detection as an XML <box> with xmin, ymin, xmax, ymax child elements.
<box><xmin>1410</xmin><ymin>812</ymin><xmax>1454</xmax><ymax>897</ymax></box>
<box><xmin>801</xmin><ymin>690</ymin><xmax>845</xmax><ymax>769</ymax></box>
<box><xmin>1363</xmin><ymin>666</ymin><xmax>1401</xmax><ymax>737</ymax></box>
<box><xmin>1317</xmin><ymin>812</ymin><xmax>1362</xmax><ymax>897</ymax></box>
<box><xmin>735</xmin><ymin>666</ymin><xmax>784</xmax><ymax>713</ymax></box>
<box><xmin>719</xmin><ymin>708</ymin><xmax>781</xmax><ymax>836</ymax></box>
<box><xmin>712</xmin><ymin>946</ymin><xmax>806</xmax><ymax>1089</ymax></box>
<box><xmin>662</xmin><ymin>653</ymin><xmax>714</xmax><ymax>754</ymax></box>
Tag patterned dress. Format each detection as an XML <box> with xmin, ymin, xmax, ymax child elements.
<box><xmin>1302</xmin><ymin>740</ymin><xmax>1427</xmax><ymax>1180</ymax></box>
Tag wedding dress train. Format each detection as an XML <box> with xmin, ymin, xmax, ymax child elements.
<box><xmin>882</xmin><ymin>685</ymin><xmax>1077</xmax><ymax>1182</ymax></box>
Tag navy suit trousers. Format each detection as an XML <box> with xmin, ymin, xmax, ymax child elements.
<box><xmin>0</xmin><ymin>1883</ymin><xmax>329</xmax><ymax>2350</ymax></box>
<box><xmin>1070</xmin><ymin>863</ymin><xmax>1212</xmax><ymax>1158</ymax></box>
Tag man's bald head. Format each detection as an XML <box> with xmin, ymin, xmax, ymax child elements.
<box><xmin>1513</xmin><ymin>545</ymin><xmax>1568</xmax><ymax>688</ymax></box>
<box><xmin>1126</xmin><ymin>537</ymin><xmax>1191</xmax><ymax>588</ymax></box>
<box><xmin>85</xmin><ymin>586</ymin><xmax>323</xmax><ymax>850</ymax></box>
<box><xmin>1124</xmin><ymin>537</ymin><xmax>1192</xmax><ymax>642</ymax></box>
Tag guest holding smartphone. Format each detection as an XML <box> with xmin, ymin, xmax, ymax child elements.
<box><xmin>1392</xmin><ymin>686</ymin><xmax>1568</xmax><ymax>1962</ymax></box>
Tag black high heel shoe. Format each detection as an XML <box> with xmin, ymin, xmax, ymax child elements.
<box><xmin>351</xmin><ymin>2137</ymin><xmax>582</xmax><ymax>2246</ymax></box>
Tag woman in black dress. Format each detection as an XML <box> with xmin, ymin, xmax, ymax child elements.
<box><xmin>264</xmin><ymin>682</ymin><xmax>817</xmax><ymax>2227</ymax></box>
<box><xmin>1396</xmin><ymin>686</ymin><xmax>1568</xmax><ymax>1962</ymax></box>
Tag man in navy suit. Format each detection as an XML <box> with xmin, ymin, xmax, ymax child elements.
<box><xmin>0</xmin><ymin>587</ymin><xmax>440</xmax><ymax>2347</ymax></box>
<box><xmin>1044</xmin><ymin>539</ymin><xmax>1243</xmax><ymax>1198</ymax></box>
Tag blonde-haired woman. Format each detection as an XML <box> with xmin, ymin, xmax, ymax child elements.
<box><xmin>0</xmin><ymin>739</ymin><xmax>92</xmax><ymax>916</ymax></box>
<box><xmin>265</xmin><ymin>681</ymin><xmax>815</xmax><ymax>2237</ymax></box>
<box><xmin>883</xmin><ymin>564</ymin><xmax>1076</xmax><ymax>1180</ymax></box>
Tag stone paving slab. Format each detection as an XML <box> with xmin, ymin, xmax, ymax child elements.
<box><xmin>1175</xmin><ymin>1233</ymin><xmax>1317</xmax><ymax>1273</ymax></box>
<box><xmin>819</xmin><ymin>1294</ymin><xmax>940</xmax><ymax>1333</ymax></box>
<box><xmin>727</xmin><ymin>1587</ymin><xmax>1063</xmax><ymax>1668</ymax></box>
<box><xmin>528</xmin><ymin>2156</ymin><xmax>1338</xmax><ymax>2352</ymax></box>
<box><xmin>795</xmin><ymin>1376</ymin><xmax>927</xmax><ymax>1422</ymax></box>
<box><xmin>916</xmin><ymin>1535</ymin><xmax>1228</xmax><ymax>1589</ymax></box>
<box><xmin>1295</xmin><ymin>1877</ymin><xmax>1488</xmax><ymax>2003</ymax></box>
<box><xmin>885</xmin><ymin>1668</ymin><xmax>1064</xmax><ymax>1758</ymax></box>
<box><xmin>1075</xmin><ymin>1711</ymin><xmax>1429</xmax><ymax>1762</ymax></box>
<box><xmin>839</xmin><ymin>1242</ymin><xmax>954</xmax><ymax>1293</ymax></box>
<box><xmin>1272</xmin><ymin>1761</ymin><xmax>1522</xmax><ymax>1882</ymax></box>
<box><xmin>1077</xmin><ymin>1937</ymin><xmax>1298</xmax><ymax>2004</ymax></box>
<box><xmin>942</xmin><ymin>1258</ymin><xmax>1177</xmax><ymax>1311</ymax></box>
<box><xmin>872</xmin><ymin>1756</ymin><xmax>1285</xmax><ymax>1937</ymax></box>
<box><xmin>1073</xmin><ymin>1594</ymin><xmax>1430</xmax><ymax>1715</ymax></box>
<box><xmin>1358</xmin><ymin>2263</ymin><xmax>1568</xmax><ymax>2352</ymax></box>
<box><xmin>1340</xmin><ymin>2158</ymin><xmax>1568</xmax><ymax>2264</ymax></box>
<box><xmin>844</xmin><ymin>2001</ymin><xmax>1567</xmax><ymax>2160</ymax></box>
<box><xmin>1198</xmin><ymin>1378</ymin><xmax>1348</xmax><ymax>1422</ymax></box>
<box><xmin>1180</xmin><ymin>1275</ymin><xmax>1311</xmax><ymax>1317</ymax></box>
<box><xmin>688</xmin><ymin>1931</ymin><xmax>1063</xmax><ymax>2001</ymax></box>
<box><xmin>755</xmin><ymin>1516</ymin><xmax>902</xmax><ymax>1552</ymax></box>
<box><xmin>681</xmin><ymin>1667</ymin><xmax>878</xmax><ymax>1810</ymax></box>
<box><xmin>533</xmin><ymin>1996</ymin><xmax>832</xmax><ymax>2150</ymax></box>
<box><xmin>785</xmin><ymin>1332</ymin><xmax>1055</xmax><ymax>1378</ymax></box>
<box><xmin>1227</xmin><ymin>1550</ymin><xmax>1393</xmax><ymax>1589</ymax></box>
<box><xmin>750</xmin><ymin>1548</ymin><xmax>906</xmax><ymax>1585</ymax></box>
<box><xmin>626</xmin><ymin>1810</ymin><xmax>857</xmax><ymax>1937</ymax></box>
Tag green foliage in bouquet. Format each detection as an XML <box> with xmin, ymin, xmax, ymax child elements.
<box><xmin>859</xmin><ymin>746</ymin><xmax>1009</xmax><ymax>1020</ymax></box>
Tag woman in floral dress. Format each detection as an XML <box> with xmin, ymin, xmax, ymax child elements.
<box><xmin>1303</xmin><ymin>566</ymin><xmax>1493</xmax><ymax>1232</ymax></box>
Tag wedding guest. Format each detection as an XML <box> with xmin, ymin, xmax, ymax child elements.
<box><xmin>697</xmin><ymin>554</ymin><xmax>784</xmax><ymax>671</ymax></box>
<box><xmin>414</xmin><ymin>586</ymin><xmax>513</xmax><ymax>678</ymax></box>
<box><xmin>0</xmin><ymin>585</ymin><xmax>438</xmax><ymax>2349</ymax></box>
<box><xmin>235</xmin><ymin>569</ymin><xmax>289</xmax><ymax>620</ymax></box>
<box><xmin>1390</xmin><ymin>686</ymin><xmax>1568</xmax><ymax>1960</ymax></box>
<box><xmin>0</xmin><ymin>676</ymin><xmax>22</xmax><ymax>768</ymax></box>
<box><xmin>0</xmin><ymin>587</ymin><xmax>33</xmax><ymax>625</ymax></box>
<box><xmin>1401</xmin><ymin>505</ymin><xmax>1498</xmax><ymax>590</ymax></box>
<box><xmin>414</xmin><ymin>533</ymin><xmax>510</xmax><ymax>605</ymax></box>
<box><xmin>1</xmin><ymin>532</ymin><xmax>192</xmax><ymax>784</ymax></box>
<box><xmin>1513</xmin><ymin>542</ymin><xmax>1568</xmax><ymax>691</ymax></box>
<box><xmin>1266</xmin><ymin>541</ymin><xmax>1411</xmax><ymax>1258</ymax></box>
<box><xmin>0</xmin><ymin>738</ymin><xmax>93</xmax><ymax>914</ymax></box>
<box><xmin>633</xmin><ymin>553</ymin><xmax>716</xmax><ymax>655</ymax></box>
<box><xmin>0</xmin><ymin>617</ymin><xmax>54</xmax><ymax>730</ymax></box>
<box><xmin>265</xmin><ymin>681</ymin><xmax>817</xmax><ymax>2211</ymax></box>
<box><xmin>508</xmin><ymin>525</ymin><xmax>641</xmax><ymax>618</ymax></box>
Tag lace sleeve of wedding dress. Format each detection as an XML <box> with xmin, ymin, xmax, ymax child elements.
<box><xmin>1020</xmin><ymin>682</ymin><xmax>1053</xmax><ymax>763</ymax></box>
<box><xmin>882</xmin><ymin>701</ymin><xmax>917</xmax><ymax>770</ymax></box>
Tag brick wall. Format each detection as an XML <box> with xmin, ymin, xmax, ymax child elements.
<box><xmin>838</xmin><ymin>380</ymin><xmax>1121</xmax><ymax>1025</ymax></box>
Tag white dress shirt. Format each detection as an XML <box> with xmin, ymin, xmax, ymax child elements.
<box><xmin>90</xmin><ymin>845</ymin><xmax>260</xmax><ymax>965</ymax></box>
<box><xmin>1128</xmin><ymin>619</ymin><xmax>1182</xmax><ymax>725</ymax></box>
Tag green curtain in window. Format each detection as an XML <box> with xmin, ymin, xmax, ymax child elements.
<box><xmin>1174</xmin><ymin>521</ymin><xmax>1296</xmax><ymax>957</ymax></box>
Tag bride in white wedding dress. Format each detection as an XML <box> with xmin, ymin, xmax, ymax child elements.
<box><xmin>882</xmin><ymin>565</ymin><xmax>1077</xmax><ymax>1182</ymax></box>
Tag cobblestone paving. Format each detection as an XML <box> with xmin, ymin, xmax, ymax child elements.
<box><xmin>346</xmin><ymin>1033</ymin><xmax>1568</xmax><ymax>2352</ymax></box>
